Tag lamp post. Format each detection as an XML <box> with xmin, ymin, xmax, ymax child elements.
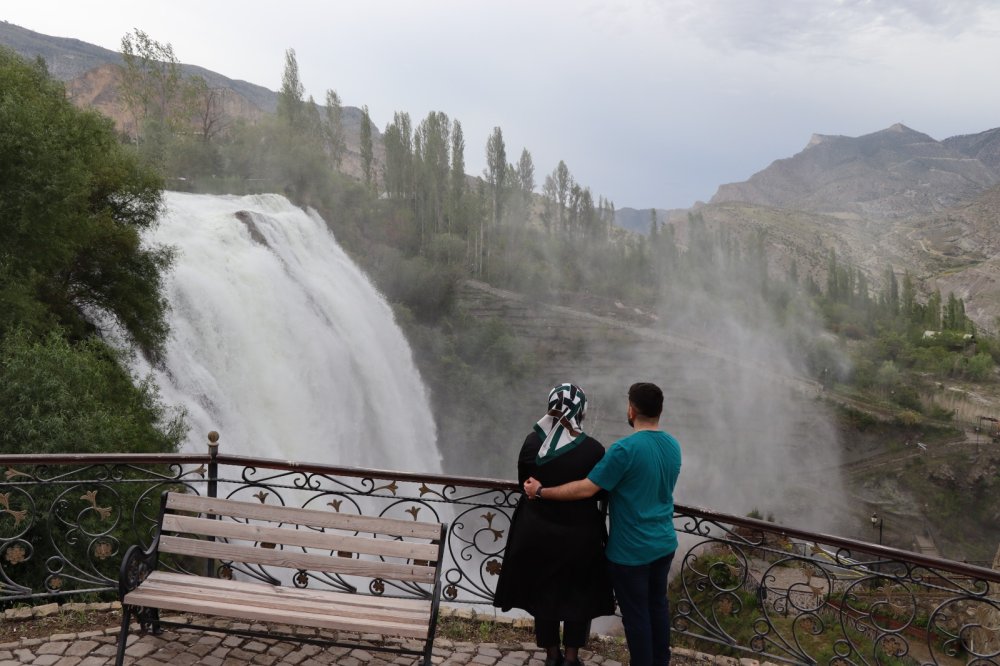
<box><xmin>871</xmin><ymin>511</ymin><xmax>884</xmax><ymax>574</ymax></box>
<box><xmin>871</xmin><ymin>511</ymin><xmax>883</xmax><ymax>545</ymax></box>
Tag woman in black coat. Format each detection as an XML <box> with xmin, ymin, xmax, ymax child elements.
<box><xmin>493</xmin><ymin>384</ymin><xmax>615</xmax><ymax>666</ymax></box>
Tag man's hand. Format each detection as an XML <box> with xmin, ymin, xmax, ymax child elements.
<box><xmin>524</xmin><ymin>477</ymin><xmax>541</xmax><ymax>499</ymax></box>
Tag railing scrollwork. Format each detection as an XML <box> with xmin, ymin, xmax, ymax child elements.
<box><xmin>0</xmin><ymin>449</ymin><xmax>995</xmax><ymax>666</ymax></box>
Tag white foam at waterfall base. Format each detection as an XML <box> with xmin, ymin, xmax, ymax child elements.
<box><xmin>136</xmin><ymin>192</ymin><xmax>441</xmax><ymax>473</ymax></box>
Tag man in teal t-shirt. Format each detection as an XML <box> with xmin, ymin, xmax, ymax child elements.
<box><xmin>524</xmin><ymin>383</ymin><xmax>681</xmax><ymax>666</ymax></box>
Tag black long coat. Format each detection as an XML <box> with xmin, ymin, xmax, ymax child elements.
<box><xmin>492</xmin><ymin>432</ymin><xmax>615</xmax><ymax>620</ymax></box>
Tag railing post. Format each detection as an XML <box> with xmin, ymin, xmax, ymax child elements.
<box><xmin>206</xmin><ymin>431</ymin><xmax>220</xmax><ymax>578</ymax></box>
<box><xmin>207</xmin><ymin>431</ymin><xmax>219</xmax><ymax>500</ymax></box>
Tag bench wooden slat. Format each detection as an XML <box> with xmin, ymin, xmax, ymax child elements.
<box><xmin>124</xmin><ymin>589</ymin><xmax>429</xmax><ymax>639</ymax></box>
<box><xmin>162</xmin><ymin>514</ymin><xmax>440</xmax><ymax>562</ymax></box>
<box><xmin>158</xmin><ymin>535</ymin><xmax>437</xmax><ymax>583</ymax></box>
<box><xmin>166</xmin><ymin>493</ymin><xmax>442</xmax><ymax>540</ymax></box>
<box><xmin>147</xmin><ymin>571</ymin><xmax>432</xmax><ymax>612</ymax></box>
<box><xmin>133</xmin><ymin>577</ymin><xmax>430</xmax><ymax>623</ymax></box>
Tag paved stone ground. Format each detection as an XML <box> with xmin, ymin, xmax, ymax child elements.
<box><xmin>0</xmin><ymin>614</ymin><xmax>770</xmax><ymax>666</ymax></box>
<box><xmin>0</xmin><ymin>615</ymin><xmax>628</xmax><ymax>666</ymax></box>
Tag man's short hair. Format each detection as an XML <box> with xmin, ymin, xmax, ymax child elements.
<box><xmin>628</xmin><ymin>382</ymin><xmax>663</xmax><ymax>419</ymax></box>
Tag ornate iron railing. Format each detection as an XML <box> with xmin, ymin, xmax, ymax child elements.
<box><xmin>0</xmin><ymin>442</ymin><xmax>996</xmax><ymax>665</ymax></box>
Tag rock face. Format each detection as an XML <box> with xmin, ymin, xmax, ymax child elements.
<box><xmin>61</xmin><ymin>63</ymin><xmax>266</xmax><ymax>137</ymax></box>
<box><xmin>711</xmin><ymin>123</ymin><xmax>1000</xmax><ymax>219</ymax></box>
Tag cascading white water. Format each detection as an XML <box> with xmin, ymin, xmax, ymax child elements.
<box><xmin>139</xmin><ymin>192</ymin><xmax>441</xmax><ymax>473</ymax></box>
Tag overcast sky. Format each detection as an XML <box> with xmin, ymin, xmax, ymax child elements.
<box><xmin>5</xmin><ymin>1</ymin><xmax>1000</xmax><ymax>209</ymax></box>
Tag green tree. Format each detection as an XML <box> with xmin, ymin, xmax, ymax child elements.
<box><xmin>119</xmin><ymin>29</ymin><xmax>201</xmax><ymax>167</ymax></box>
<box><xmin>324</xmin><ymin>89</ymin><xmax>347</xmax><ymax>169</ymax></box>
<box><xmin>383</xmin><ymin>111</ymin><xmax>413</xmax><ymax>200</ymax></box>
<box><xmin>0</xmin><ymin>46</ymin><xmax>171</xmax><ymax>355</ymax></box>
<box><xmin>901</xmin><ymin>270</ymin><xmax>916</xmax><ymax>320</ymax></box>
<box><xmin>540</xmin><ymin>174</ymin><xmax>557</xmax><ymax>232</ymax></box>
<box><xmin>449</xmin><ymin>119</ymin><xmax>466</xmax><ymax>231</ymax></box>
<box><xmin>276</xmin><ymin>48</ymin><xmax>305</xmax><ymax>130</ymax></box>
<box><xmin>887</xmin><ymin>267</ymin><xmax>899</xmax><ymax>315</ymax></box>
<box><xmin>826</xmin><ymin>249</ymin><xmax>839</xmax><ymax>300</ymax></box>
<box><xmin>0</xmin><ymin>331</ymin><xmax>185</xmax><ymax>454</ymax></box>
<box><xmin>485</xmin><ymin>127</ymin><xmax>507</xmax><ymax>227</ymax></box>
<box><xmin>925</xmin><ymin>289</ymin><xmax>942</xmax><ymax>330</ymax></box>
<box><xmin>555</xmin><ymin>160</ymin><xmax>571</xmax><ymax>230</ymax></box>
<box><xmin>361</xmin><ymin>105</ymin><xmax>375</xmax><ymax>191</ymax></box>
<box><xmin>415</xmin><ymin>111</ymin><xmax>450</xmax><ymax>236</ymax></box>
<box><xmin>516</xmin><ymin>148</ymin><xmax>535</xmax><ymax>196</ymax></box>
<box><xmin>119</xmin><ymin>29</ymin><xmax>182</xmax><ymax>135</ymax></box>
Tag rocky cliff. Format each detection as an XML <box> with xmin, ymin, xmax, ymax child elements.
<box><xmin>711</xmin><ymin>123</ymin><xmax>1000</xmax><ymax>220</ymax></box>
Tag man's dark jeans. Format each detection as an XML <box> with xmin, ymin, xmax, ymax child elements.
<box><xmin>609</xmin><ymin>552</ymin><xmax>675</xmax><ymax>666</ymax></box>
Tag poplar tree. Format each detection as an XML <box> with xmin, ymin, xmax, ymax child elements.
<box><xmin>516</xmin><ymin>149</ymin><xmax>535</xmax><ymax>195</ymax></box>
<box><xmin>555</xmin><ymin>160</ymin><xmax>571</xmax><ymax>230</ymax></box>
<box><xmin>416</xmin><ymin>111</ymin><xmax>450</xmax><ymax>233</ymax></box>
<box><xmin>541</xmin><ymin>175</ymin><xmax>557</xmax><ymax>232</ymax></box>
<box><xmin>360</xmin><ymin>105</ymin><xmax>375</xmax><ymax>191</ymax></box>
<box><xmin>485</xmin><ymin>127</ymin><xmax>507</xmax><ymax>227</ymax></box>
<box><xmin>324</xmin><ymin>89</ymin><xmax>346</xmax><ymax>169</ymax></box>
<box><xmin>449</xmin><ymin>119</ymin><xmax>466</xmax><ymax>230</ymax></box>
<box><xmin>277</xmin><ymin>49</ymin><xmax>305</xmax><ymax>130</ymax></box>
<box><xmin>826</xmin><ymin>250</ymin><xmax>839</xmax><ymax>300</ymax></box>
<box><xmin>901</xmin><ymin>270</ymin><xmax>916</xmax><ymax>320</ymax></box>
<box><xmin>383</xmin><ymin>111</ymin><xmax>413</xmax><ymax>200</ymax></box>
<box><xmin>926</xmin><ymin>289</ymin><xmax>942</xmax><ymax>330</ymax></box>
<box><xmin>568</xmin><ymin>183</ymin><xmax>582</xmax><ymax>232</ymax></box>
<box><xmin>884</xmin><ymin>266</ymin><xmax>899</xmax><ymax>316</ymax></box>
<box><xmin>580</xmin><ymin>188</ymin><xmax>596</xmax><ymax>237</ymax></box>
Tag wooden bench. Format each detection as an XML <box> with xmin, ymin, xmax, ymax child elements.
<box><xmin>116</xmin><ymin>491</ymin><xmax>448</xmax><ymax>665</ymax></box>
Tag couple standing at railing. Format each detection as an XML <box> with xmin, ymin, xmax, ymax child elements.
<box><xmin>493</xmin><ymin>382</ymin><xmax>683</xmax><ymax>666</ymax></box>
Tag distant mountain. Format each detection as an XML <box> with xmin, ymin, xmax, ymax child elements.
<box><xmin>0</xmin><ymin>21</ymin><xmax>373</xmax><ymax>176</ymax></box>
<box><xmin>710</xmin><ymin>123</ymin><xmax>1000</xmax><ymax>219</ymax></box>
<box><xmin>614</xmin><ymin>207</ymin><xmax>688</xmax><ymax>235</ymax></box>
<box><xmin>0</xmin><ymin>21</ymin><xmax>279</xmax><ymax>112</ymax></box>
<box><xmin>943</xmin><ymin>127</ymin><xmax>1000</xmax><ymax>175</ymax></box>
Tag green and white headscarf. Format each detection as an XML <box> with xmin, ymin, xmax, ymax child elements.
<box><xmin>534</xmin><ymin>383</ymin><xmax>588</xmax><ymax>464</ymax></box>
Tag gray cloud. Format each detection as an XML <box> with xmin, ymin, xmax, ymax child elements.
<box><xmin>670</xmin><ymin>0</ymin><xmax>995</xmax><ymax>53</ymax></box>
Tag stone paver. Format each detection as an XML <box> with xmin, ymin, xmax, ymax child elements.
<box><xmin>0</xmin><ymin>612</ymin><xmax>761</xmax><ymax>666</ymax></box>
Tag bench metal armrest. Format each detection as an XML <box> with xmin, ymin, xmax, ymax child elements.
<box><xmin>119</xmin><ymin>491</ymin><xmax>170</xmax><ymax>600</ymax></box>
<box><xmin>118</xmin><ymin>539</ymin><xmax>160</xmax><ymax>600</ymax></box>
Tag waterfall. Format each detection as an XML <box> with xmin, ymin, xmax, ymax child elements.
<box><xmin>138</xmin><ymin>192</ymin><xmax>441</xmax><ymax>473</ymax></box>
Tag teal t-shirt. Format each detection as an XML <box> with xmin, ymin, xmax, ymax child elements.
<box><xmin>587</xmin><ymin>430</ymin><xmax>681</xmax><ymax>566</ymax></box>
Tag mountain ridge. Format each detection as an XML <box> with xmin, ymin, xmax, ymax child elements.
<box><xmin>0</xmin><ymin>21</ymin><xmax>280</xmax><ymax>112</ymax></box>
<box><xmin>710</xmin><ymin>123</ymin><xmax>1000</xmax><ymax>220</ymax></box>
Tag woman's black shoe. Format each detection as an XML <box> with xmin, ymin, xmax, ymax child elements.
<box><xmin>544</xmin><ymin>653</ymin><xmax>564</xmax><ymax>666</ymax></box>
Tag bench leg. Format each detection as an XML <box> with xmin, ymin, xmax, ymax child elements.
<box><xmin>115</xmin><ymin>606</ymin><xmax>131</xmax><ymax>666</ymax></box>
